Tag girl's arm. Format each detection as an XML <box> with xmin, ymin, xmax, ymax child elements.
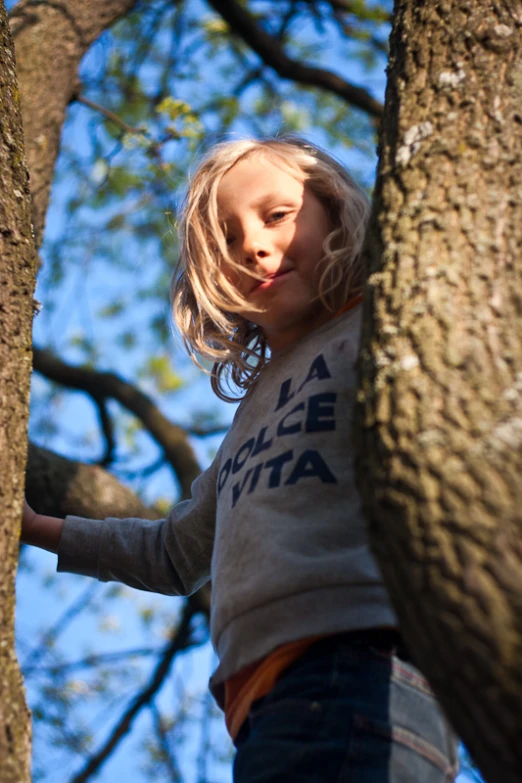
<box><xmin>21</xmin><ymin>499</ymin><xmax>63</xmax><ymax>553</ymax></box>
<box><xmin>22</xmin><ymin>440</ymin><xmax>222</xmax><ymax>595</ymax></box>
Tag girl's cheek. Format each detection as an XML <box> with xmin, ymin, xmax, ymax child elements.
<box><xmin>220</xmin><ymin>255</ymin><xmax>238</xmax><ymax>282</ymax></box>
<box><xmin>224</xmin><ymin>266</ymin><xmax>240</xmax><ymax>287</ymax></box>
<box><xmin>222</xmin><ymin>265</ymin><xmax>249</xmax><ymax>295</ymax></box>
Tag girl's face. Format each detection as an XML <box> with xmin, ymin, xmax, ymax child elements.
<box><xmin>217</xmin><ymin>153</ymin><xmax>335</xmax><ymax>351</ymax></box>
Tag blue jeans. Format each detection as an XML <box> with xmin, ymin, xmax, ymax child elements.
<box><xmin>233</xmin><ymin>633</ymin><xmax>459</xmax><ymax>783</ymax></box>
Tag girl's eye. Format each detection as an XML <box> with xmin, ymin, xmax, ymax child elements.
<box><xmin>268</xmin><ymin>211</ymin><xmax>288</xmax><ymax>223</ymax></box>
<box><xmin>225</xmin><ymin>236</ymin><xmax>235</xmax><ymax>247</ymax></box>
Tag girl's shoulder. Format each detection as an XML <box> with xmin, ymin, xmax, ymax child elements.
<box><xmin>229</xmin><ymin>305</ymin><xmax>363</xmax><ymax>423</ymax></box>
<box><xmin>240</xmin><ymin>305</ymin><xmax>362</xmax><ymax>405</ymax></box>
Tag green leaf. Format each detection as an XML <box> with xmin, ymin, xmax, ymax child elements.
<box><xmin>142</xmin><ymin>355</ymin><xmax>183</xmax><ymax>393</ymax></box>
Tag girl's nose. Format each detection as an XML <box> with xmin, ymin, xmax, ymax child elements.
<box><xmin>241</xmin><ymin>234</ymin><xmax>269</xmax><ymax>267</ymax></box>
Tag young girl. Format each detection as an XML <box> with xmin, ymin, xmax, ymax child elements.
<box><xmin>23</xmin><ymin>137</ymin><xmax>458</xmax><ymax>782</ymax></box>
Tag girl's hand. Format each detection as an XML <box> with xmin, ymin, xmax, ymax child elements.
<box><xmin>21</xmin><ymin>499</ymin><xmax>64</xmax><ymax>553</ymax></box>
<box><xmin>22</xmin><ymin>499</ymin><xmax>39</xmax><ymax>540</ymax></box>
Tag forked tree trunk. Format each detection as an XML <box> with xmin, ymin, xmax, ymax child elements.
<box><xmin>355</xmin><ymin>1</ymin><xmax>522</xmax><ymax>781</ymax></box>
<box><xmin>0</xmin><ymin>1</ymin><xmax>36</xmax><ymax>779</ymax></box>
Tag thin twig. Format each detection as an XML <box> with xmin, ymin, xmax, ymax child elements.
<box><xmin>28</xmin><ymin>646</ymin><xmax>164</xmax><ymax>674</ymax></box>
<box><xmin>22</xmin><ymin>582</ymin><xmax>100</xmax><ymax>675</ymax></box>
<box><xmin>76</xmin><ymin>94</ymin><xmax>148</xmax><ymax>136</ymax></box>
<box><xmin>150</xmin><ymin>702</ymin><xmax>182</xmax><ymax>783</ymax></box>
<box><xmin>69</xmin><ymin>602</ymin><xmax>199</xmax><ymax>783</ymax></box>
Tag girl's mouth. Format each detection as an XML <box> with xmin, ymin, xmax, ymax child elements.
<box><xmin>251</xmin><ymin>269</ymin><xmax>293</xmax><ymax>292</ymax></box>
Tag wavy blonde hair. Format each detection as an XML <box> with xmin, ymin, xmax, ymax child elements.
<box><xmin>171</xmin><ymin>137</ymin><xmax>370</xmax><ymax>402</ymax></box>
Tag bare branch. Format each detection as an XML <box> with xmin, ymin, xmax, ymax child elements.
<box><xmin>69</xmin><ymin>601</ymin><xmax>199</xmax><ymax>783</ymax></box>
<box><xmin>22</xmin><ymin>582</ymin><xmax>100</xmax><ymax>675</ymax></box>
<box><xmin>330</xmin><ymin>11</ymin><xmax>388</xmax><ymax>56</ymax></box>
<box><xmin>322</xmin><ymin>0</ymin><xmax>391</xmax><ymax>23</ymax></box>
<box><xmin>32</xmin><ymin>348</ymin><xmax>201</xmax><ymax>498</ymax></box>
<box><xmin>27</xmin><ymin>646</ymin><xmax>165</xmax><ymax>674</ymax></box>
<box><xmin>114</xmin><ymin>455</ymin><xmax>167</xmax><ymax>481</ymax></box>
<box><xmin>150</xmin><ymin>702</ymin><xmax>182</xmax><ymax>783</ymax></box>
<box><xmin>189</xmin><ymin>424</ymin><xmax>229</xmax><ymax>438</ymax></box>
<box><xmin>207</xmin><ymin>0</ymin><xmax>383</xmax><ymax>118</ymax></box>
<box><xmin>75</xmin><ymin>92</ymin><xmax>149</xmax><ymax>136</ymax></box>
<box><xmin>93</xmin><ymin>397</ymin><xmax>116</xmax><ymax>467</ymax></box>
<box><xmin>196</xmin><ymin>687</ymin><xmax>213</xmax><ymax>783</ymax></box>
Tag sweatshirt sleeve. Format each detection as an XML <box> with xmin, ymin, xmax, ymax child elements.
<box><xmin>57</xmin><ymin>456</ymin><xmax>219</xmax><ymax>596</ymax></box>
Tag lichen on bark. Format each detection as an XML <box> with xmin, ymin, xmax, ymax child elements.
<box><xmin>355</xmin><ymin>1</ymin><xmax>522</xmax><ymax>781</ymax></box>
<box><xmin>0</xmin><ymin>0</ymin><xmax>36</xmax><ymax>779</ymax></box>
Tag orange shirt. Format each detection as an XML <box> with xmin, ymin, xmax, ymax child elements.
<box><xmin>336</xmin><ymin>294</ymin><xmax>362</xmax><ymax>316</ymax></box>
<box><xmin>224</xmin><ymin>637</ymin><xmax>323</xmax><ymax>740</ymax></box>
<box><xmin>224</xmin><ymin>294</ymin><xmax>363</xmax><ymax>740</ymax></box>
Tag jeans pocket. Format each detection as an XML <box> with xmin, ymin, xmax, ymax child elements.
<box><xmin>347</xmin><ymin>713</ymin><xmax>457</xmax><ymax>782</ymax></box>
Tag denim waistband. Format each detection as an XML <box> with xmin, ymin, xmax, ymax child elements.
<box><xmin>311</xmin><ymin>629</ymin><xmax>412</xmax><ymax>664</ymax></box>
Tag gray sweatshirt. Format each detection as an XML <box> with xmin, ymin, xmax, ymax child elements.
<box><xmin>58</xmin><ymin>306</ymin><xmax>396</xmax><ymax>705</ymax></box>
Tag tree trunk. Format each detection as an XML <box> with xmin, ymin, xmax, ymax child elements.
<box><xmin>355</xmin><ymin>1</ymin><xmax>522</xmax><ymax>781</ymax></box>
<box><xmin>9</xmin><ymin>0</ymin><xmax>141</xmax><ymax>247</ymax></box>
<box><xmin>0</xmin><ymin>1</ymin><xmax>36</xmax><ymax>779</ymax></box>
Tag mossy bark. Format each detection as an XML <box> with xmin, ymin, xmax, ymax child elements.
<box><xmin>355</xmin><ymin>1</ymin><xmax>522</xmax><ymax>781</ymax></box>
<box><xmin>0</xmin><ymin>1</ymin><xmax>35</xmax><ymax>779</ymax></box>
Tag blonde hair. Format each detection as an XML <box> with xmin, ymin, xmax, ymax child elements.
<box><xmin>171</xmin><ymin>137</ymin><xmax>370</xmax><ymax>402</ymax></box>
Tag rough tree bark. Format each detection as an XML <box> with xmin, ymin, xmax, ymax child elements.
<box><xmin>0</xmin><ymin>1</ymin><xmax>35</xmax><ymax>779</ymax></box>
<box><xmin>9</xmin><ymin>0</ymin><xmax>141</xmax><ymax>246</ymax></box>
<box><xmin>26</xmin><ymin>444</ymin><xmax>162</xmax><ymax>521</ymax></box>
<box><xmin>355</xmin><ymin>1</ymin><xmax>522</xmax><ymax>781</ymax></box>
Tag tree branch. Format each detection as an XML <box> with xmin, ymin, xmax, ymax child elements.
<box><xmin>26</xmin><ymin>443</ymin><xmax>162</xmax><ymax>521</ymax></box>
<box><xmin>22</xmin><ymin>582</ymin><xmax>100</xmax><ymax>676</ymax></box>
<box><xmin>75</xmin><ymin>92</ymin><xmax>149</xmax><ymax>136</ymax></box>
<box><xmin>27</xmin><ymin>646</ymin><xmax>165</xmax><ymax>674</ymax></box>
<box><xmin>206</xmin><ymin>0</ymin><xmax>383</xmax><ymax>118</ymax></box>
<box><xmin>69</xmin><ymin>601</ymin><xmax>199</xmax><ymax>783</ymax></box>
<box><xmin>24</xmin><ymin>441</ymin><xmax>212</xmax><ymax>614</ymax></box>
<box><xmin>150</xmin><ymin>702</ymin><xmax>182</xmax><ymax>783</ymax></box>
<box><xmin>32</xmin><ymin>348</ymin><xmax>201</xmax><ymax>499</ymax></box>
<box><xmin>92</xmin><ymin>396</ymin><xmax>116</xmax><ymax>467</ymax></box>
<box><xmin>323</xmin><ymin>0</ymin><xmax>391</xmax><ymax>23</ymax></box>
